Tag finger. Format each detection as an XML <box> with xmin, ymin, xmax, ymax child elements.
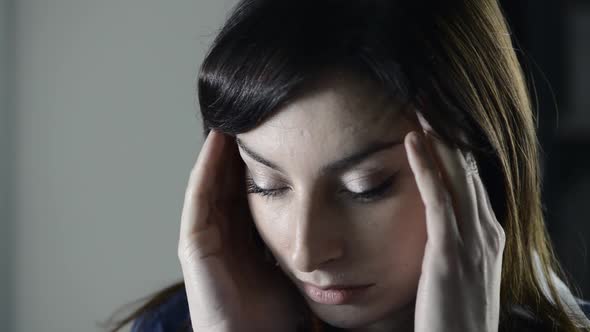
<box><xmin>416</xmin><ymin>111</ymin><xmax>483</xmax><ymax>245</ymax></box>
<box><xmin>217</xmin><ymin>137</ymin><xmax>246</xmax><ymax>204</ymax></box>
<box><xmin>426</xmin><ymin>133</ymin><xmax>482</xmax><ymax>247</ymax></box>
<box><xmin>180</xmin><ymin>129</ymin><xmax>227</xmax><ymax>236</ymax></box>
<box><xmin>405</xmin><ymin>131</ymin><xmax>460</xmax><ymax>246</ymax></box>
<box><xmin>415</xmin><ymin>110</ymin><xmax>433</xmax><ymax>132</ymax></box>
<box><xmin>471</xmin><ymin>167</ymin><xmax>505</xmax><ymax>248</ymax></box>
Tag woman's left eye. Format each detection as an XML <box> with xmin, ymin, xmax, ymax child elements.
<box><xmin>341</xmin><ymin>172</ymin><xmax>398</xmax><ymax>203</ymax></box>
<box><xmin>245</xmin><ymin>172</ymin><xmax>398</xmax><ymax>204</ymax></box>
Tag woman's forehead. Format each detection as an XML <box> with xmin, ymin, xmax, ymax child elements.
<box><xmin>236</xmin><ymin>92</ymin><xmax>412</xmax><ymax>179</ymax></box>
<box><xmin>240</xmin><ymin>73</ymin><xmax>410</xmax><ymax>143</ymax></box>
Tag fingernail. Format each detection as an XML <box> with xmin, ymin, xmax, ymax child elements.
<box><xmin>416</xmin><ymin>111</ymin><xmax>433</xmax><ymax>132</ymax></box>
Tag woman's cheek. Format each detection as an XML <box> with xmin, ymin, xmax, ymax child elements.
<box><xmin>348</xmin><ymin>176</ymin><xmax>425</xmax><ymax>246</ymax></box>
<box><xmin>380</xmin><ymin>176</ymin><xmax>428</xmax><ymax>258</ymax></box>
<box><xmin>247</xmin><ymin>197</ymin><xmax>292</xmax><ymax>251</ymax></box>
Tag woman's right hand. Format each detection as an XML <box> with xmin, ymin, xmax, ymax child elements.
<box><xmin>178</xmin><ymin>129</ymin><xmax>305</xmax><ymax>332</ymax></box>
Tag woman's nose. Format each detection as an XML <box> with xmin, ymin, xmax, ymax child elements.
<box><xmin>291</xmin><ymin>200</ymin><xmax>344</xmax><ymax>272</ymax></box>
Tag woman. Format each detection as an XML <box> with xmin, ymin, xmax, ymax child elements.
<box><xmin>104</xmin><ymin>0</ymin><xmax>590</xmax><ymax>330</ymax></box>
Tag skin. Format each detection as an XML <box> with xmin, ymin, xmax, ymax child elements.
<box><xmin>236</xmin><ymin>72</ymin><xmax>426</xmax><ymax>331</ymax></box>
<box><xmin>178</xmin><ymin>70</ymin><xmax>505</xmax><ymax>332</ymax></box>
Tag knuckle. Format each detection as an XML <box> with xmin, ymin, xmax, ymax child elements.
<box><xmin>177</xmin><ymin>245</ymin><xmax>191</xmax><ymax>264</ymax></box>
<box><xmin>177</xmin><ymin>240</ymin><xmax>196</xmax><ymax>263</ymax></box>
<box><xmin>495</xmin><ymin>226</ymin><xmax>506</xmax><ymax>250</ymax></box>
<box><xmin>465</xmin><ymin>171</ymin><xmax>475</xmax><ymax>185</ymax></box>
<box><xmin>464</xmin><ymin>153</ymin><xmax>479</xmax><ymax>175</ymax></box>
<box><xmin>469</xmin><ymin>245</ymin><xmax>484</xmax><ymax>267</ymax></box>
<box><xmin>177</xmin><ymin>226</ymin><xmax>222</xmax><ymax>263</ymax></box>
<box><xmin>484</xmin><ymin>224</ymin><xmax>506</xmax><ymax>252</ymax></box>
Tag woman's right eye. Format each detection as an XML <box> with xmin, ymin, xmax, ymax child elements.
<box><xmin>245</xmin><ymin>176</ymin><xmax>287</xmax><ymax>199</ymax></box>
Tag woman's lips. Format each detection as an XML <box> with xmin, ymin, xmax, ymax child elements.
<box><xmin>302</xmin><ymin>283</ymin><xmax>374</xmax><ymax>305</ymax></box>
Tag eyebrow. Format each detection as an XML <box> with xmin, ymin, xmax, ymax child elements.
<box><xmin>235</xmin><ymin>137</ymin><xmax>404</xmax><ymax>176</ymax></box>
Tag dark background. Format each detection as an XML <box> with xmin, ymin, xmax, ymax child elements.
<box><xmin>500</xmin><ymin>0</ymin><xmax>590</xmax><ymax>299</ymax></box>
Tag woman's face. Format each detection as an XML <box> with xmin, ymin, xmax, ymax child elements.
<box><xmin>236</xmin><ymin>72</ymin><xmax>427</xmax><ymax>330</ymax></box>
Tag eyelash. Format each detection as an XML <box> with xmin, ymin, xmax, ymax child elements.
<box><xmin>245</xmin><ymin>172</ymin><xmax>398</xmax><ymax>204</ymax></box>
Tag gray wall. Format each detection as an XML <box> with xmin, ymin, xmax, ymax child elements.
<box><xmin>7</xmin><ymin>1</ymin><xmax>235</xmax><ymax>331</ymax></box>
<box><xmin>2</xmin><ymin>0</ymin><xmax>15</xmax><ymax>330</ymax></box>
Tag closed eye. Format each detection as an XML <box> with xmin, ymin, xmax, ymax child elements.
<box><xmin>245</xmin><ymin>176</ymin><xmax>287</xmax><ymax>199</ymax></box>
<box><xmin>245</xmin><ymin>171</ymin><xmax>398</xmax><ymax>204</ymax></box>
<box><xmin>342</xmin><ymin>172</ymin><xmax>398</xmax><ymax>203</ymax></box>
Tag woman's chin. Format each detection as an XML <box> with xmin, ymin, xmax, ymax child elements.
<box><xmin>305</xmin><ymin>297</ymin><xmax>416</xmax><ymax>330</ymax></box>
<box><xmin>306</xmin><ymin>301</ymin><xmax>387</xmax><ymax>329</ymax></box>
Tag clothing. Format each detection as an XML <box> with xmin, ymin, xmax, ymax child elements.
<box><xmin>130</xmin><ymin>288</ymin><xmax>590</xmax><ymax>332</ymax></box>
<box><xmin>131</xmin><ymin>289</ymin><xmax>190</xmax><ymax>332</ymax></box>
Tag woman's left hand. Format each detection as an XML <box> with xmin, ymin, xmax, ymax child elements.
<box><xmin>406</xmin><ymin>113</ymin><xmax>505</xmax><ymax>332</ymax></box>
